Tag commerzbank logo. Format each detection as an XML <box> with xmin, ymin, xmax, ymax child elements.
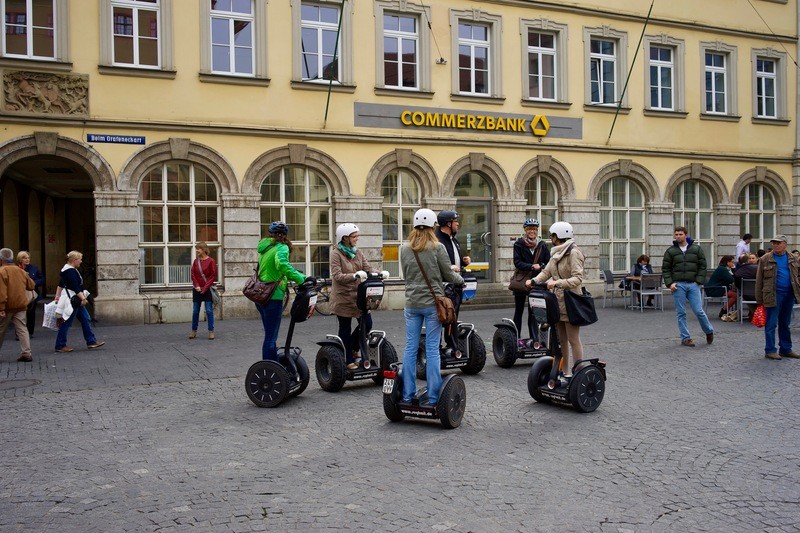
<box><xmin>400</xmin><ymin>110</ymin><xmax>550</xmax><ymax>137</ymax></box>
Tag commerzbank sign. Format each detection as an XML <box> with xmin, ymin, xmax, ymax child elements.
<box><xmin>354</xmin><ymin>102</ymin><xmax>582</xmax><ymax>140</ymax></box>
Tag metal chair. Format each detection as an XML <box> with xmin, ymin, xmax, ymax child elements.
<box><xmin>631</xmin><ymin>273</ymin><xmax>663</xmax><ymax>312</ymax></box>
<box><xmin>738</xmin><ymin>278</ymin><xmax>757</xmax><ymax>323</ymax></box>
<box><xmin>601</xmin><ymin>270</ymin><xmax>626</xmax><ymax>308</ymax></box>
<box><xmin>702</xmin><ymin>285</ymin><xmax>728</xmax><ymax>312</ymax></box>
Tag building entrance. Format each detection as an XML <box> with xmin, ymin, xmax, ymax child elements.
<box><xmin>456</xmin><ymin>200</ymin><xmax>492</xmax><ymax>281</ymax></box>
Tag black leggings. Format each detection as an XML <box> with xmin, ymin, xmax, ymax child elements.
<box><xmin>337</xmin><ymin>314</ymin><xmax>373</xmax><ymax>363</ymax></box>
<box><xmin>513</xmin><ymin>291</ymin><xmax>539</xmax><ymax>342</ymax></box>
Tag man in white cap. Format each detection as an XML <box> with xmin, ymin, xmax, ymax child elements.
<box><xmin>755</xmin><ymin>235</ymin><xmax>800</xmax><ymax>360</ymax></box>
<box><xmin>0</xmin><ymin>248</ymin><xmax>36</xmax><ymax>362</ymax></box>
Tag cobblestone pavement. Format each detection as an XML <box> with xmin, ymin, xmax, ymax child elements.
<box><xmin>1</xmin><ymin>301</ymin><xmax>799</xmax><ymax>532</ymax></box>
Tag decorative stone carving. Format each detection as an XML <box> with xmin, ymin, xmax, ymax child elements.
<box><xmin>2</xmin><ymin>70</ymin><xmax>88</xmax><ymax>116</ymax></box>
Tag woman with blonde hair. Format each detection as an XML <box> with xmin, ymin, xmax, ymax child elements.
<box><xmin>16</xmin><ymin>250</ymin><xmax>44</xmax><ymax>337</ymax></box>
<box><xmin>399</xmin><ymin>208</ymin><xmax>463</xmax><ymax>406</ymax></box>
<box><xmin>55</xmin><ymin>251</ymin><xmax>105</xmax><ymax>353</ymax></box>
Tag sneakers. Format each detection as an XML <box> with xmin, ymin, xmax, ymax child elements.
<box><xmin>189</xmin><ymin>331</ymin><xmax>197</xmax><ymax>339</ymax></box>
<box><xmin>55</xmin><ymin>346</ymin><xmax>74</xmax><ymax>353</ymax></box>
<box><xmin>706</xmin><ymin>332</ymin><xmax>714</xmax><ymax>345</ymax></box>
<box><xmin>765</xmin><ymin>352</ymin><xmax>781</xmax><ymax>360</ymax></box>
<box><xmin>780</xmin><ymin>352</ymin><xmax>800</xmax><ymax>359</ymax></box>
<box><xmin>681</xmin><ymin>339</ymin><xmax>696</xmax><ymax>347</ymax></box>
<box><xmin>87</xmin><ymin>341</ymin><xmax>106</xmax><ymax>350</ymax></box>
<box><xmin>17</xmin><ymin>354</ymin><xmax>32</xmax><ymax>362</ymax></box>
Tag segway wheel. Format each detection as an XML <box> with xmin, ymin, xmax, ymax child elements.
<box><xmin>315</xmin><ymin>345</ymin><xmax>347</xmax><ymax>392</ymax></box>
<box><xmin>527</xmin><ymin>356</ymin><xmax>553</xmax><ymax>403</ymax></box>
<box><xmin>246</xmin><ymin>360</ymin><xmax>290</xmax><ymax>408</ymax></box>
<box><xmin>289</xmin><ymin>355</ymin><xmax>310</xmax><ymax>398</ymax></box>
<box><xmin>492</xmin><ymin>327</ymin><xmax>518</xmax><ymax>368</ymax></box>
<box><xmin>568</xmin><ymin>366</ymin><xmax>605</xmax><ymax>413</ymax></box>
<box><xmin>460</xmin><ymin>331</ymin><xmax>486</xmax><ymax>375</ymax></box>
<box><xmin>415</xmin><ymin>334</ymin><xmax>428</xmax><ymax>380</ymax></box>
<box><xmin>373</xmin><ymin>341</ymin><xmax>398</xmax><ymax>385</ymax></box>
<box><xmin>438</xmin><ymin>375</ymin><xmax>466</xmax><ymax>429</ymax></box>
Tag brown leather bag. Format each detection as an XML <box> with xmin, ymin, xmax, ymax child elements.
<box><xmin>508</xmin><ymin>242</ymin><xmax>542</xmax><ymax>292</ymax></box>
<box><xmin>413</xmin><ymin>250</ymin><xmax>456</xmax><ymax>325</ymax></box>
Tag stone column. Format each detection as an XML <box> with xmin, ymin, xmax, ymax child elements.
<box><xmin>221</xmin><ymin>192</ymin><xmax>261</xmax><ymax>319</ymax></box>
<box><xmin>646</xmin><ymin>201</ymin><xmax>676</xmax><ymax>270</ymax></box>
<box><xmin>716</xmin><ymin>203</ymin><xmax>743</xmax><ymax>259</ymax></box>
<box><xmin>495</xmin><ymin>199</ymin><xmax>527</xmax><ymax>283</ymax></box>
<box><xmin>333</xmin><ymin>195</ymin><xmax>384</xmax><ymax>267</ymax></box>
<box><xmin>560</xmin><ymin>199</ymin><xmax>601</xmax><ymax>280</ymax></box>
<box><xmin>93</xmin><ymin>191</ymin><xmax>144</xmax><ymax>324</ymax></box>
<box><xmin>790</xmin><ymin>150</ymin><xmax>800</xmax><ymax>247</ymax></box>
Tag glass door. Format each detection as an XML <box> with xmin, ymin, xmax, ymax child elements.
<box><xmin>456</xmin><ymin>201</ymin><xmax>492</xmax><ymax>281</ymax></box>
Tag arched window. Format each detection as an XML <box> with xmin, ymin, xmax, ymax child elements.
<box><xmin>139</xmin><ymin>162</ymin><xmax>220</xmax><ymax>286</ymax></box>
<box><xmin>454</xmin><ymin>171</ymin><xmax>492</xmax><ymax>197</ymax></box>
<box><xmin>524</xmin><ymin>174</ymin><xmax>558</xmax><ymax>229</ymax></box>
<box><xmin>672</xmin><ymin>180</ymin><xmax>715</xmax><ymax>260</ymax></box>
<box><xmin>599</xmin><ymin>177</ymin><xmax>645</xmax><ymax>272</ymax></box>
<box><xmin>739</xmin><ymin>183</ymin><xmax>776</xmax><ymax>252</ymax></box>
<box><xmin>381</xmin><ymin>170</ymin><xmax>421</xmax><ymax>278</ymax></box>
<box><xmin>259</xmin><ymin>166</ymin><xmax>332</xmax><ymax>277</ymax></box>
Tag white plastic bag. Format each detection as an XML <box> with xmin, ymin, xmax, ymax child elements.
<box><xmin>42</xmin><ymin>301</ymin><xmax>59</xmax><ymax>330</ymax></box>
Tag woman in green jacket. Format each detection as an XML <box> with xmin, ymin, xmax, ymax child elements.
<box><xmin>256</xmin><ymin>222</ymin><xmax>306</xmax><ymax>361</ymax></box>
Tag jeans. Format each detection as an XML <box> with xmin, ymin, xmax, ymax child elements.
<box><xmin>337</xmin><ymin>314</ymin><xmax>373</xmax><ymax>363</ymax></box>
<box><xmin>672</xmin><ymin>281</ymin><xmax>714</xmax><ymax>341</ymax></box>
<box><xmin>191</xmin><ymin>301</ymin><xmax>214</xmax><ymax>332</ymax></box>
<box><xmin>764</xmin><ymin>289</ymin><xmax>795</xmax><ymax>355</ymax></box>
<box><xmin>257</xmin><ymin>300</ymin><xmax>283</xmax><ymax>361</ymax></box>
<box><xmin>55</xmin><ymin>306</ymin><xmax>96</xmax><ymax>349</ymax></box>
<box><xmin>402</xmin><ymin>306</ymin><xmax>443</xmax><ymax>405</ymax></box>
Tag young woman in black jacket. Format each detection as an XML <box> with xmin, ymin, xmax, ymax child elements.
<box><xmin>512</xmin><ymin>219</ymin><xmax>550</xmax><ymax>347</ymax></box>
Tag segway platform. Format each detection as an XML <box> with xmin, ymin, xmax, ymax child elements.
<box><xmin>382</xmin><ymin>363</ymin><xmax>466</xmax><ymax>429</ymax></box>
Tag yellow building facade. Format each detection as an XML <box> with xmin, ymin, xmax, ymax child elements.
<box><xmin>1</xmin><ymin>0</ymin><xmax>798</xmax><ymax>323</ymax></box>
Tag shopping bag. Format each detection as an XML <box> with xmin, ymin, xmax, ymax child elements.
<box><xmin>42</xmin><ymin>301</ymin><xmax>59</xmax><ymax>330</ymax></box>
<box><xmin>751</xmin><ymin>304</ymin><xmax>766</xmax><ymax>328</ymax></box>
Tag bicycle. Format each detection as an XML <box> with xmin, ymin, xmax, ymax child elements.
<box><xmin>283</xmin><ymin>278</ymin><xmax>332</xmax><ymax>316</ymax></box>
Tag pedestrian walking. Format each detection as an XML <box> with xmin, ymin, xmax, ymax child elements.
<box><xmin>0</xmin><ymin>247</ymin><xmax>35</xmax><ymax>362</ymax></box>
<box><xmin>54</xmin><ymin>251</ymin><xmax>105</xmax><ymax>353</ymax></box>
<box><xmin>190</xmin><ymin>241</ymin><xmax>217</xmax><ymax>340</ymax></box>
<box><xmin>17</xmin><ymin>251</ymin><xmax>44</xmax><ymax>337</ymax></box>
<box><xmin>662</xmin><ymin>226</ymin><xmax>714</xmax><ymax>347</ymax></box>
<box><xmin>755</xmin><ymin>235</ymin><xmax>800</xmax><ymax>360</ymax></box>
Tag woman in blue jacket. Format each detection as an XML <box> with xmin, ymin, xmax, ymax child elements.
<box><xmin>54</xmin><ymin>251</ymin><xmax>105</xmax><ymax>353</ymax></box>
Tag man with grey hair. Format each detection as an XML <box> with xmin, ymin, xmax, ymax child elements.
<box><xmin>0</xmin><ymin>247</ymin><xmax>36</xmax><ymax>362</ymax></box>
<box><xmin>756</xmin><ymin>235</ymin><xmax>800</xmax><ymax>360</ymax></box>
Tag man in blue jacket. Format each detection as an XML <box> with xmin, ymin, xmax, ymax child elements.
<box><xmin>662</xmin><ymin>226</ymin><xmax>714</xmax><ymax>347</ymax></box>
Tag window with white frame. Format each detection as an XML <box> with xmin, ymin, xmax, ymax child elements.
<box><xmin>672</xmin><ymin>180</ymin><xmax>715</xmax><ymax>260</ymax></box>
<box><xmin>599</xmin><ymin>177</ymin><xmax>645</xmax><ymax>272</ymax></box>
<box><xmin>210</xmin><ymin>0</ymin><xmax>254</xmax><ymax>75</ymax></box>
<box><xmin>300</xmin><ymin>2</ymin><xmax>340</xmax><ymax>82</ymax></box>
<box><xmin>374</xmin><ymin>1</ymin><xmax>430</xmax><ymax>92</ymax></box>
<box><xmin>739</xmin><ymin>183</ymin><xmax>776</xmax><ymax>252</ymax></box>
<box><xmin>100</xmin><ymin>0</ymin><xmax>173</xmax><ymax>72</ymax></box>
<box><xmin>449</xmin><ymin>9</ymin><xmax>502</xmax><ymax>99</ymax></box>
<box><xmin>755</xmin><ymin>58</ymin><xmax>776</xmax><ymax>118</ymax></box>
<box><xmin>381</xmin><ymin>170</ymin><xmax>421</xmax><ymax>278</ymax></box>
<box><xmin>259</xmin><ymin>166</ymin><xmax>332</xmax><ymax>277</ymax></box>
<box><xmin>524</xmin><ymin>174</ymin><xmax>558</xmax><ymax>230</ymax></box>
<box><xmin>521</xmin><ymin>19</ymin><xmax>568</xmax><ymax>103</ymax></box>
<box><xmin>700</xmin><ymin>42</ymin><xmax>737</xmax><ymax>117</ymax></box>
<box><xmin>1</xmin><ymin>0</ymin><xmax>56</xmax><ymax>59</ymax></box>
<box><xmin>583</xmin><ymin>27</ymin><xmax>628</xmax><ymax>108</ymax></box>
<box><xmin>139</xmin><ymin>162</ymin><xmax>221</xmax><ymax>286</ymax></box>
<box><xmin>643</xmin><ymin>35</ymin><xmax>685</xmax><ymax>113</ymax></box>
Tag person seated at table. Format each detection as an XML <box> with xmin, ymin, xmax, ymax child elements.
<box><xmin>734</xmin><ymin>253</ymin><xmax>758</xmax><ymax>319</ymax></box>
<box><xmin>625</xmin><ymin>254</ymin><xmax>655</xmax><ymax>307</ymax></box>
<box><xmin>705</xmin><ymin>255</ymin><xmax>737</xmax><ymax>318</ymax></box>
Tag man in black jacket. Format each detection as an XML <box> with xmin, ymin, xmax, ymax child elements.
<box><xmin>436</xmin><ymin>210</ymin><xmax>470</xmax><ymax>356</ymax></box>
<box><xmin>662</xmin><ymin>226</ymin><xmax>714</xmax><ymax>347</ymax></box>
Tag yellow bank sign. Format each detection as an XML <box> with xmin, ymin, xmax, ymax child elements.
<box><xmin>400</xmin><ymin>110</ymin><xmax>550</xmax><ymax>137</ymax></box>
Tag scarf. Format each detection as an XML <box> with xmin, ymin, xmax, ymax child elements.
<box><xmin>549</xmin><ymin>239</ymin><xmax>575</xmax><ymax>263</ymax></box>
<box><xmin>337</xmin><ymin>242</ymin><xmax>357</xmax><ymax>259</ymax></box>
<box><xmin>524</xmin><ymin>236</ymin><xmax>538</xmax><ymax>248</ymax></box>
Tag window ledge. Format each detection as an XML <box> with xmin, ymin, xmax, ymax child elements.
<box><xmin>643</xmin><ymin>109</ymin><xmax>689</xmax><ymax>119</ymax></box>
<box><xmin>521</xmin><ymin>100</ymin><xmax>572</xmax><ymax>110</ymax></box>
<box><xmin>450</xmin><ymin>94</ymin><xmax>506</xmax><ymax>105</ymax></box>
<box><xmin>0</xmin><ymin>57</ymin><xmax>73</xmax><ymax>72</ymax></box>
<box><xmin>291</xmin><ymin>80</ymin><xmax>356</xmax><ymax>93</ymax></box>
<box><xmin>699</xmin><ymin>113</ymin><xmax>741</xmax><ymax>123</ymax></box>
<box><xmin>199</xmin><ymin>72</ymin><xmax>270</xmax><ymax>87</ymax></box>
<box><xmin>584</xmin><ymin>104</ymin><xmax>631</xmax><ymax>115</ymax></box>
<box><xmin>752</xmin><ymin>117</ymin><xmax>790</xmax><ymax>126</ymax></box>
<box><xmin>98</xmin><ymin>65</ymin><xmax>177</xmax><ymax>79</ymax></box>
<box><xmin>374</xmin><ymin>87</ymin><xmax>434</xmax><ymax>99</ymax></box>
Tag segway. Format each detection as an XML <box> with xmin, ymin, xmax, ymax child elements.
<box><xmin>245</xmin><ymin>278</ymin><xmax>316</xmax><ymax>408</ymax></box>
<box><xmin>416</xmin><ymin>275</ymin><xmax>486</xmax><ymax>379</ymax></box>
<box><xmin>525</xmin><ymin>287</ymin><xmax>607</xmax><ymax>413</ymax></box>
<box><xmin>314</xmin><ymin>271</ymin><xmax>398</xmax><ymax>392</ymax></box>
<box><xmin>492</xmin><ymin>285</ymin><xmax>552</xmax><ymax>367</ymax></box>
<box><xmin>382</xmin><ymin>362</ymin><xmax>466</xmax><ymax>429</ymax></box>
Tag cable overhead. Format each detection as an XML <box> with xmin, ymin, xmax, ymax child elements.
<box><xmin>420</xmin><ymin>2</ymin><xmax>446</xmax><ymax>64</ymax></box>
<box><xmin>746</xmin><ymin>0</ymin><xmax>798</xmax><ymax>68</ymax></box>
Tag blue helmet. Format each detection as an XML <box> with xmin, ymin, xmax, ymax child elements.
<box><xmin>268</xmin><ymin>221</ymin><xmax>289</xmax><ymax>236</ymax></box>
<box><xmin>523</xmin><ymin>218</ymin><xmax>540</xmax><ymax>228</ymax></box>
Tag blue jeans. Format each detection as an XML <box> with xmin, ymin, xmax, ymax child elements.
<box><xmin>55</xmin><ymin>306</ymin><xmax>96</xmax><ymax>349</ymax></box>
<box><xmin>191</xmin><ymin>301</ymin><xmax>214</xmax><ymax>332</ymax></box>
<box><xmin>764</xmin><ymin>290</ymin><xmax>795</xmax><ymax>355</ymax></box>
<box><xmin>402</xmin><ymin>306</ymin><xmax>443</xmax><ymax>405</ymax></box>
<box><xmin>672</xmin><ymin>281</ymin><xmax>714</xmax><ymax>341</ymax></box>
<box><xmin>257</xmin><ymin>300</ymin><xmax>283</xmax><ymax>361</ymax></box>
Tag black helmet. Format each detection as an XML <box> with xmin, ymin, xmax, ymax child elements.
<box><xmin>437</xmin><ymin>210</ymin><xmax>458</xmax><ymax>227</ymax></box>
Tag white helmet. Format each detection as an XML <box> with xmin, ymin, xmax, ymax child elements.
<box><xmin>549</xmin><ymin>221</ymin><xmax>574</xmax><ymax>240</ymax></box>
<box><xmin>335</xmin><ymin>223</ymin><xmax>359</xmax><ymax>242</ymax></box>
<box><xmin>413</xmin><ymin>208</ymin><xmax>436</xmax><ymax>228</ymax></box>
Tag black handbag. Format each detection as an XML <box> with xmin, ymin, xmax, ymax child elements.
<box><xmin>563</xmin><ymin>287</ymin><xmax>598</xmax><ymax>326</ymax></box>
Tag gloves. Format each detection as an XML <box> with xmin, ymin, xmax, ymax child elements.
<box><xmin>354</xmin><ymin>271</ymin><xmax>367</xmax><ymax>281</ymax></box>
<box><xmin>380</xmin><ymin>270</ymin><xmax>390</xmax><ymax>279</ymax></box>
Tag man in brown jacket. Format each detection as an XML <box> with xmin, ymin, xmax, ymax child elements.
<box><xmin>755</xmin><ymin>235</ymin><xmax>800</xmax><ymax>360</ymax></box>
<box><xmin>0</xmin><ymin>247</ymin><xmax>36</xmax><ymax>362</ymax></box>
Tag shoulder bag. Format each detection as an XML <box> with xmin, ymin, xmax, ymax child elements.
<box><xmin>509</xmin><ymin>244</ymin><xmax>542</xmax><ymax>293</ymax></box>
<box><xmin>196</xmin><ymin>258</ymin><xmax>220</xmax><ymax>308</ymax></box>
<box><xmin>564</xmin><ymin>287</ymin><xmax>598</xmax><ymax>327</ymax></box>
<box><xmin>413</xmin><ymin>250</ymin><xmax>456</xmax><ymax>325</ymax></box>
<box><xmin>243</xmin><ymin>269</ymin><xmax>284</xmax><ymax>306</ymax></box>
